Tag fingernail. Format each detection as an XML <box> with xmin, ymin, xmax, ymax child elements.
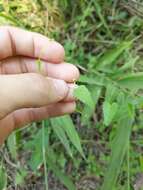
<box><xmin>64</xmin><ymin>84</ymin><xmax>78</xmax><ymax>101</ymax></box>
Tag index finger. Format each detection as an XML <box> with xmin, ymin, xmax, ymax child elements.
<box><xmin>0</xmin><ymin>26</ymin><xmax>65</xmax><ymax>63</ymax></box>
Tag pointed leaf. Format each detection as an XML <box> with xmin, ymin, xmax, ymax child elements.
<box><xmin>51</xmin><ymin>116</ymin><xmax>84</xmax><ymax>158</ymax></box>
<box><xmin>51</xmin><ymin>119</ymin><xmax>73</xmax><ymax>157</ymax></box>
<box><xmin>47</xmin><ymin>154</ymin><xmax>76</xmax><ymax>190</ymax></box>
<box><xmin>101</xmin><ymin>104</ymin><xmax>134</xmax><ymax>190</ymax></box>
<box><xmin>74</xmin><ymin>85</ymin><xmax>94</xmax><ymax>110</ymax></box>
<box><xmin>97</xmin><ymin>41</ymin><xmax>132</xmax><ymax>69</ymax></box>
<box><xmin>0</xmin><ymin>165</ymin><xmax>7</xmax><ymax>190</ymax></box>
<box><xmin>118</xmin><ymin>72</ymin><xmax>143</xmax><ymax>90</ymax></box>
<box><xmin>103</xmin><ymin>101</ymin><xmax>118</xmax><ymax>126</ymax></box>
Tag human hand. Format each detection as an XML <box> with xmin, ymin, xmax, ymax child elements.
<box><xmin>0</xmin><ymin>26</ymin><xmax>79</xmax><ymax>145</ymax></box>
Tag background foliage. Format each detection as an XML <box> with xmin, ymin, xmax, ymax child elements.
<box><xmin>1</xmin><ymin>0</ymin><xmax>143</xmax><ymax>190</ymax></box>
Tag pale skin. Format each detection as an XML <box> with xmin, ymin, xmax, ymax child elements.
<box><xmin>0</xmin><ymin>26</ymin><xmax>80</xmax><ymax>145</ymax></box>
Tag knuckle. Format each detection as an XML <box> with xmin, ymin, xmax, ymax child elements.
<box><xmin>52</xmin><ymin>42</ymin><xmax>65</xmax><ymax>62</ymax></box>
<box><xmin>30</xmin><ymin>73</ymin><xmax>49</xmax><ymax>96</ymax></box>
<box><xmin>0</xmin><ymin>26</ymin><xmax>16</xmax><ymax>58</ymax></box>
<box><xmin>30</xmin><ymin>73</ymin><xmax>44</xmax><ymax>86</ymax></box>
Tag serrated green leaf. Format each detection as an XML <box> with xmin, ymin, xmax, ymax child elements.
<box><xmin>74</xmin><ymin>85</ymin><xmax>94</xmax><ymax>110</ymax></box>
<box><xmin>103</xmin><ymin>101</ymin><xmax>118</xmax><ymax>126</ymax></box>
<box><xmin>81</xmin><ymin>85</ymin><xmax>102</xmax><ymax>124</ymax></box>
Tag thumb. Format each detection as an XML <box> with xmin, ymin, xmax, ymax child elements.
<box><xmin>0</xmin><ymin>73</ymin><xmax>69</xmax><ymax>119</ymax></box>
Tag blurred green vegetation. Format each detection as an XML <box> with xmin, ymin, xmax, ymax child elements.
<box><xmin>1</xmin><ymin>0</ymin><xmax>143</xmax><ymax>190</ymax></box>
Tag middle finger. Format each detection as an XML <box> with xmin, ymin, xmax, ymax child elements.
<box><xmin>0</xmin><ymin>56</ymin><xmax>79</xmax><ymax>82</ymax></box>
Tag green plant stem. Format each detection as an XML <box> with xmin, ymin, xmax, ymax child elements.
<box><xmin>42</xmin><ymin>121</ymin><xmax>48</xmax><ymax>190</ymax></box>
<box><xmin>41</xmin><ymin>6</ymin><xmax>50</xmax><ymax>190</ymax></box>
<box><xmin>127</xmin><ymin>141</ymin><xmax>130</xmax><ymax>190</ymax></box>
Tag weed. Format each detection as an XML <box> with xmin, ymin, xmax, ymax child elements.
<box><xmin>1</xmin><ymin>0</ymin><xmax>143</xmax><ymax>190</ymax></box>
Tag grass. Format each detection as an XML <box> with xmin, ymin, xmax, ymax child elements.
<box><xmin>1</xmin><ymin>0</ymin><xmax>143</xmax><ymax>190</ymax></box>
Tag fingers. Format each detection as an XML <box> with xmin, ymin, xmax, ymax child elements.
<box><xmin>15</xmin><ymin>102</ymin><xmax>76</xmax><ymax>129</ymax></box>
<box><xmin>0</xmin><ymin>26</ymin><xmax>65</xmax><ymax>63</ymax></box>
<box><xmin>0</xmin><ymin>102</ymin><xmax>76</xmax><ymax>145</ymax></box>
<box><xmin>0</xmin><ymin>73</ymin><xmax>71</xmax><ymax>119</ymax></box>
<box><xmin>64</xmin><ymin>84</ymin><xmax>77</xmax><ymax>102</ymax></box>
<box><xmin>0</xmin><ymin>57</ymin><xmax>79</xmax><ymax>82</ymax></box>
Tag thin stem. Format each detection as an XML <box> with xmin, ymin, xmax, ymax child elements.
<box><xmin>127</xmin><ymin>141</ymin><xmax>130</xmax><ymax>190</ymax></box>
<box><xmin>42</xmin><ymin>121</ymin><xmax>48</xmax><ymax>190</ymax></box>
<box><xmin>41</xmin><ymin>5</ymin><xmax>50</xmax><ymax>190</ymax></box>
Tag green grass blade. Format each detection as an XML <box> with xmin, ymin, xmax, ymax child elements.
<box><xmin>51</xmin><ymin>116</ymin><xmax>84</xmax><ymax>158</ymax></box>
<box><xmin>78</xmin><ymin>75</ymin><xmax>104</xmax><ymax>86</ymax></box>
<box><xmin>101</xmin><ymin>105</ymin><xmax>134</xmax><ymax>190</ymax></box>
<box><xmin>93</xmin><ymin>1</ymin><xmax>112</xmax><ymax>37</ymax></box>
<box><xmin>61</xmin><ymin>115</ymin><xmax>85</xmax><ymax>158</ymax></box>
<box><xmin>97</xmin><ymin>41</ymin><xmax>132</xmax><ymax>69</ymax></box>
<box><xmin>7</xmin><ymin>132</ymin><xmax>18</xmax><ymax>161</ymax></box>
<box><xmin>118</xmin><ymin>72</ymin><xmax>143</xmax><ymax>90</ymax></box>
<box><xmin>0</xmin><ymin>165</ymin><xmax>7</xmax><ymax>190</ymax></box>
<box><xmin>0</xmin><ymin>13</ymin><xmax>23</xmax><ymax>26</ymax></box>
<box><xmin>42</xmin><ymin>121</ymin><xmax>49</xmax><ymax>190</ymax></box>
<box><xmin>47</xmin><ymin>155</ymin><xmax>76</xmax><ymax>190</ymax></box>
<box><xmin>51</xmin><ymin>119</ymin><xmax>73</xmax><ymax>158</ymax></box>
<box><xmin>119</xmin><ymin>56</ymin><xmax>139</xmax><ymax>72</ymax></box>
